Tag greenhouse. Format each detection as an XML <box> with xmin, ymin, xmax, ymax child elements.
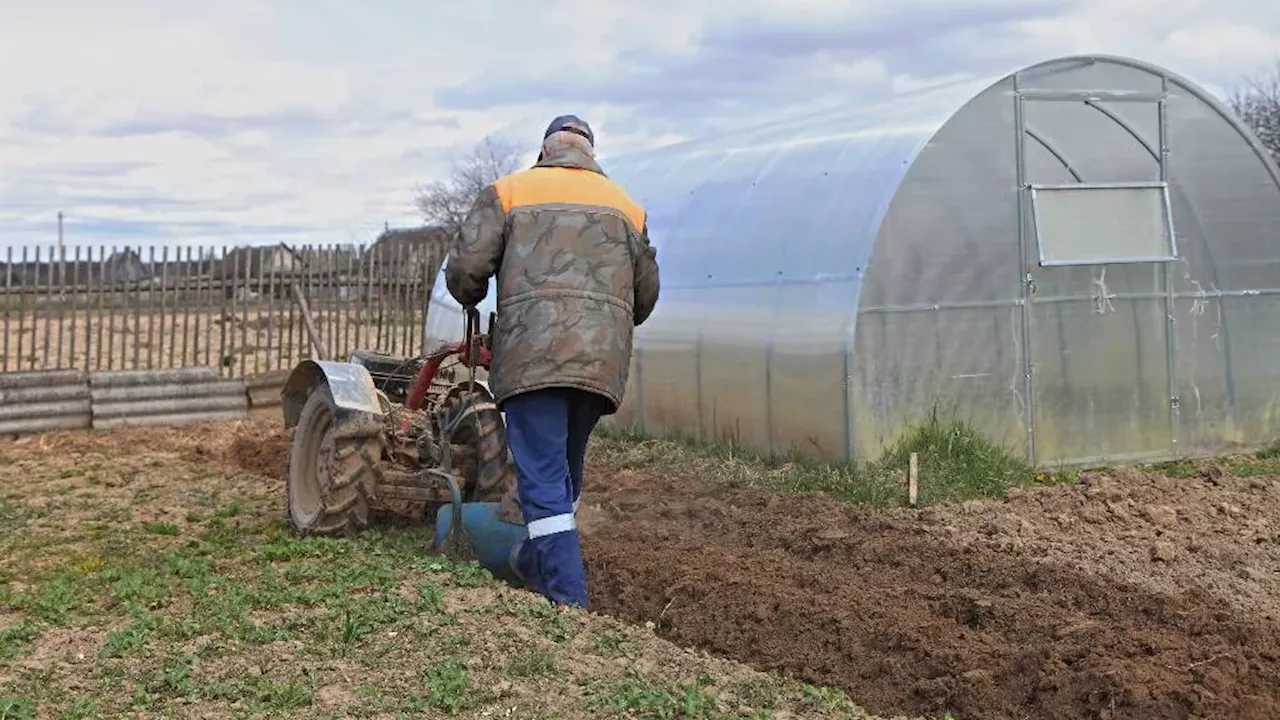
<box><xmin>427</xmin><ymin>54</ymin><xmax>1280</xmax><ymax>468</ymax></box>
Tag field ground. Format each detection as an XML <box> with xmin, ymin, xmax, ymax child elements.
<box><xmin>0</xmin><ymin>421</ymin><xmax>909</xmax><ymax>720</ymax></box>
<box><xmin>1</xmin><ymin>418</ymin><xmax>1279</xmax><ymax>719</ymax></box>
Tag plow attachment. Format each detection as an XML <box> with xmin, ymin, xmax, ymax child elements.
<box><xmin>430</xmin><ymin>470</ymin><xmax>529</xmax><ymax>587</ymax></box>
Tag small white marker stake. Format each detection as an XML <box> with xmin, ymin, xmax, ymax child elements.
<box><xmin>908</xmin><ymin>452</ymin><xmax>919</xmax><ymax>507</ymax></box>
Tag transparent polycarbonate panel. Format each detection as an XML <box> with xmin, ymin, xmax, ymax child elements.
<box><xmin>1028</xmin><ymin>261</ymin><xmax>1172</xmax><ymax>464</ymax></box>
<box><xmin>694</xmin><ymin>286</ymin><xmax>772</xmax><ymax>448</ymax></box>
<box><xmin>642</xmin><ymin>152</ymin><xmax>783</xmax><ymax>287</ymax></box>
<box><xmin>594</xmin><ymin>76</ymin><xmax>990</xmax><ymax>456</ymax></box>
<box><xmin>423</xmin><ymin>266</ymin><xmax>497</xmax><ymax>350</ymax></box>
<box><xmin>1160</xmin><ymin>80</ymin><xmax>1280</xmax><ymax>458</ymax></box>
<box><xmin>1165</xmin><ymin>91</ymin><xmax>1280</xmax><ymax>293</ymax></box>
<box><xmin>851</xmin><ymin>304</ymin><xmax>1027</xmax><ymax>461</ymax></box>
<box><xmin>1216</xmin><ymin>294</ymin><xmax>1280</xmax><ymax>446</ymax></box>
<box><xmin>860</xmin><ymin>77</ymin><xmax>1022</xmax><ymax>313</ymax></box>
<box><xmin>769</xmin><ymin>280</ymin><xmax>858</xmax><ymax>460</ymax></box>
<box><xmin>1170</xmin><ymin>289</ymin><xmax>1236</xmax><ymax>454</ymax></box>
<box><xmin>1030</xmin><ymin>185</ymin><xmax>1174</xmax><ymax>265</ymax></box>
<box><xmin>612</xmin><ymin>348</ymin><xmax>643</xmax><ymax>429</ymax></box>
<box><xmin>602</xmin><ymin>75</ymin><xmax>990</xmax><ymax>290</ymax></box>
<box><xmin>854</xmin><ymin>76</ymin><xmax>1028</xmax><ymax>461</ymax></box>
<box><xmin>1021</xmin><ymin>95</ymin><xmax>1161</xmax><ymax>185</ymax></box>
<box><xmin>628</xmin><ymin>287</ymin><xmax>701</xmax><ymax>437</ymax></box>
<box><xmin>632</xmin><ymin>342</ymin><xmax>700</xmax><ymax>435</ymax></box>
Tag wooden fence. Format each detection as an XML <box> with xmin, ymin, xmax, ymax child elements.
<box><xmin>0</xmin><ymin>241</ymin><xmax>447</xmax><ymax>378</ymax></box>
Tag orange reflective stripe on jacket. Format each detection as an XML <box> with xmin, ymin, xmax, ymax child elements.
<box><xmin>492</xmin><ymin>166</ymin><xmax>646</xmax><ymax>233</ymax></box>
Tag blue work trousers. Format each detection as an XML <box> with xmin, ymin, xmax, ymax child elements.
<box><xmin>503</xmin><ymin>387</ymin><xmax>605</xmax><ymax>608</ymax></box>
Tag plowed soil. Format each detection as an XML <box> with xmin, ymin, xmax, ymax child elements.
<box><xmin>223</xmin><ymin>424</ymin><xmax>1280</xmax><ymax>720</ymax></box>
<box><xmin>580</xmin><ymin>464</ymin><xmax>1280</xmax><ymax>720</ymax></box>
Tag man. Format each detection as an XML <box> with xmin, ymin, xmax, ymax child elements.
<box><xmin>444</xmin><ymin>115</ymin><xmax>660</xmax><ymax>609</ymax></box>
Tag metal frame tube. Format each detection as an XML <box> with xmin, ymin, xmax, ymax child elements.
<box><xmin>1016</xmin><ymin>89</ymin><xmax>1167</xmax><ymax>103</ymax></box>
<box><xmin>1159</xmin><ymin>75</ymin><xmax>1181</xmax><ymax>453</ymax></box>
<box><xmin>1014</xmin><ymin>74</ymin><xmax>1038</xmax><ymax>465</ymax></box>
<box><xmin>1024</xmin><ymin>129</ymin><xmax>1083</xmax><ymax>182</ymax></box>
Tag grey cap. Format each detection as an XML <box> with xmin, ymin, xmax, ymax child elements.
<box><xmin>542</xmin><ymin>114</ymin><xmax>594</xmax><ymax>146</ymax></box>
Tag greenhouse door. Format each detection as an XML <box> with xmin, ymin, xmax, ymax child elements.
<box><xmin>1015</xmin><ymin>88</ymin><xmax>1179</xmax><ymax>466</ymax></box>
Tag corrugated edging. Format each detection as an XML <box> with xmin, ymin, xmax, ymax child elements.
<box><xmin>0</xmin><ymin>369</ymin><xmax>92</xmax><ymax>437</ymax></box>
<box><xmin>244</xmin><ymin>369</ymin><xmax>292</xmax><ymax>411</ymax></box>
<box><xmin>89</xmin><ymin>366</ymin><xmax>249</xmax><ymax>430</ymax></box>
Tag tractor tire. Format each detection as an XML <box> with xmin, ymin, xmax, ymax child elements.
<box><xmin>286</xmin><ymin>381</ymin><xmax>383</xmax><ymax>537</ymax></box>
<box><xmin>447</xmin><ymin>391</ymin><xmax>521</xmax><ymax>523</ymax></box>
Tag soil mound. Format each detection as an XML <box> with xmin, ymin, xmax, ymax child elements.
<box><xmin>227</xmin><ymin>427</ymin><xmax>290</xmax><ymax>478</ymax></box>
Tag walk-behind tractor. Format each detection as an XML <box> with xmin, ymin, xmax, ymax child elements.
<box><xmin>280</xmin><ymin>308</ymin><xmax>528</xmax><ymax>584</ymax></box>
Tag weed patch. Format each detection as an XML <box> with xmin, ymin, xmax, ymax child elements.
<box><xmin>597</xmin><ymin>407</ymin><xmax>1075</xmax><ymax>508</ymax></box>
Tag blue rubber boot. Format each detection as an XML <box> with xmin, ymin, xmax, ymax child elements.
<box><xmin>509</xmin><ymin>538</ymin><xmax>543</xmax><ymax>594</ymax></box>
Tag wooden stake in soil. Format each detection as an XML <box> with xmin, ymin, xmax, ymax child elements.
<box><xmin>908</xmin><ymin>452</ymin><xmax>919</xmax><ymax>507</ymax></box>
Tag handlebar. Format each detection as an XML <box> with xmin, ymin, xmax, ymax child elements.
<box><xmin>464</xmin><ymin>305</ymin><xmax>481</xmax><ymax>344</ymax></box>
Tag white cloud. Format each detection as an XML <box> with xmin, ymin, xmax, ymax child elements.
<box><xmin>9</xmin><ymin>132</ymin><xmax>226</xmax><ymax>167</ymax></box>
<box><xmin>0</xmin><ymin>0</ymin><xmax>1276</xmax><ymax>250</ymax></box>
<box><xmin>1165</xmin><ymin>24</ymin><xmax>1280</xmax><ymax>69</ymax></box>
<box><xmin>1014</xmin><ymin>0</ymin><xmax>1280</xmax><ymax>75</ymax></box>
<box><xmin>0</xmin><ymin>11</ymin><xmax>349</xmax><ymax>131</ymax></box>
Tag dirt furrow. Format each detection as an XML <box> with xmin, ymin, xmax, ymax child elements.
<box><xmin>582</xmin><ymin>469</ymin><xmax>1280</xmax><ymax>720</ymax></box>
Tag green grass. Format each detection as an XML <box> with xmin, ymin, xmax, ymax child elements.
<box><xmin>587</xmin><ymin>672</ymin><xmax>723</xmax><ymax>719</ymax></box>
<box><xmin>0</xmin><ymin>471</ymin><xmax>905</xmax><ymax>720</ymax></box>
<box><xmin>600</xmin><ymin>407</ymin><xmax>1280</xmax><ymax>510</ymax></box>
<box><xmin>1147</xmin><ymin>437</ymin><xmax>1280</xmax><ymax>479</ymax></box>
<box><xmin>596</xmin><ymin>407</ymin><xmax>1078</xmax><ymax>508</ymax></box>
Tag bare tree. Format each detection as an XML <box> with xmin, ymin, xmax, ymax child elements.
<box><xmin>1228</xmin><ymin>61</ymin><xmax>1280</xmax><ymax>164</ymax></box>
<box><xmin>414</xmin><ymin>135</ymin><xmax>528</xmax><ymax>242</ymax></box>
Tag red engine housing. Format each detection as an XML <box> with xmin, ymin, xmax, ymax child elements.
<box><xmin>404</xmin><ymin>336</ymin><xmax>490</xmax><ymax>411</ymax></box>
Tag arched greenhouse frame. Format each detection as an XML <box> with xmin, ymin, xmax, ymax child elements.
<box><xmin>427</xmin><ymin>54</ymin><xmax>1280</xmax><ymax>467</ymax></box>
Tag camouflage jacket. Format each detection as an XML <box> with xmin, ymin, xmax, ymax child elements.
<box><xmin>444</xmin><ymin>145</ymin><xmax>660</xmax><ymax>413</ymax></box>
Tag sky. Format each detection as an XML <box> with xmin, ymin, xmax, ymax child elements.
<box><xmin>1</xmin><ymin>0</ymin><xmax>1278</xmax><ymax>254</ymax></box>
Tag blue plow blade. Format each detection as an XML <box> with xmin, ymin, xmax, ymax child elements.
<box><xmin>433</xmin><ymin>502</ymin><xmax>530</xmax><ymax>588</ymax></box>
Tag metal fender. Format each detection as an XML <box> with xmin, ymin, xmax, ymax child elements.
<box><xmin>282</xmin><ymin>359</ymin><xmax>385</xmax><ymax>429</ymax></box>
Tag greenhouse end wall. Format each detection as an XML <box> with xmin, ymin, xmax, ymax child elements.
<box><xmin>853</xmin><ymin>56</ymin><xmax>1280</xmax><ymax>467</ymax></box>
<box><xmin>424</xmin><ymin>54</ymin><xmax>1280</xmax><ymax>468</ymax></box>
